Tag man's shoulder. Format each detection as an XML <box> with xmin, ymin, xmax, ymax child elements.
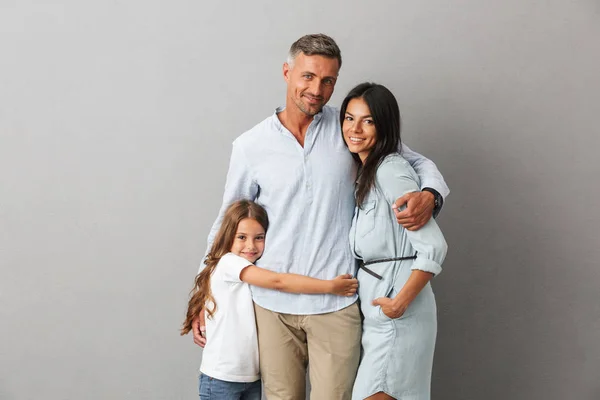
<box><xmin>321</xmin><ymin>105</ymin><xmax>340</xmax><ymax>120</ymax></box>
<box><xmin>377</xmin><ymin>153</ymin><xmax>416</xmax><ymax>180</ymax></box>
<box><xmin>233</xmin><ymin>113</ymin><xmax>277</xmax><ymax>147</ymax></box>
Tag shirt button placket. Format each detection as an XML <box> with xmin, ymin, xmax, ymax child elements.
<box><xmin>303</xmin><ymin>145</ymin><xmax>313</xmax><ymax>203</ymax></box>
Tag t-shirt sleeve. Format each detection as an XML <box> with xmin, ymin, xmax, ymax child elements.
<box><xmin>219</xmin><ymin>253</ymin><xmax>254</xmax><ymax>283</ymax></box>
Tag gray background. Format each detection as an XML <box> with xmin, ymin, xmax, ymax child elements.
<box><xmin>1</xmin><ymin>1</ymin><xmax>599</xmax><ymax>399</ymax></box>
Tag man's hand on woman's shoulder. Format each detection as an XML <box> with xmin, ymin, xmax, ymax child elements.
<box><xmin>392</xmin><ymin>191</ymin><xmax>435</xmax><ymax>231</ymax></box>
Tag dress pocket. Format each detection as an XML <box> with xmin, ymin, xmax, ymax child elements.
<box><xmin>377</xmin><ymin>286</ymin><xmax>408</xmax><ymax>322</ymax></box>
<box><xmin>358</xmin><ymin>200</ymin><xmax>377</xmax><ymax>237</ymax></box>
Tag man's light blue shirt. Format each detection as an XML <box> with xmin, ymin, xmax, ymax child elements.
<box><xmin>204</xmin><ymin>105</ymin><xmax>449</xmax><ymax>315</ymax></box>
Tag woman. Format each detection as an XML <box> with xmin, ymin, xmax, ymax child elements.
<box><xmin>341</xmin><ymin>83</ymin><xmax>448</xmax><ymax>400</ymax></box>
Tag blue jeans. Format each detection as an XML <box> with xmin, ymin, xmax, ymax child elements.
<box><xmin>199</xmin><ymin>373</ymin><xmax>262</xmax><ymax>400</ymax></box>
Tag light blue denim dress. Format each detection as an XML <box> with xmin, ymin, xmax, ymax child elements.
<box><xmin>350</xmin><ymin>154</ymin><xmax>448</xmax><ymax>400</ymax></box>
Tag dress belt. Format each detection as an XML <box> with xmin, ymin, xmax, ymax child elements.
<box><xmin>359</xmin><ymin>254</ymin><xmax>417</xmax><ymax>280</ymax></box>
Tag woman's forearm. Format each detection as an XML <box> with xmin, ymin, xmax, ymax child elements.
<box><xmin>395</xmin><ymin>269</ymin><xmax>434</xmax><ymax>304</ymax></box>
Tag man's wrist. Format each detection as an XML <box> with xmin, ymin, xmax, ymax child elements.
<box><xmin>422</xmin><ymin>187</ymin><xmax>443</xmax><ymax>218</ymax></box>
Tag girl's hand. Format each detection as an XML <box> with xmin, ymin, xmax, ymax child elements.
<box><xmin>372</xmin><ymin>296</ymin><xmax>409</xmax><ymax>319</ymax></box>
<box><xmin>192</xmin><ymin>309</ymin><xmax>207</xmax><ymax>348</ymax></box>
<box><xmin>330</xmin><ymin>274</ymin><xmax>358</xmax><ymax>296</ymax></box>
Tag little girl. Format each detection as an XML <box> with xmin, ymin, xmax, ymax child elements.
<box><xmin>181</xmin><ymin>200</ymin><xmax>358</xmax><ymax>400</ymax></box>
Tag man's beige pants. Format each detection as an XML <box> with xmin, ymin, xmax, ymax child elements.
<box><xmin>254</xmin><ymin>302</ymin><xmax>362</xmax><ymax>400</ymax></box>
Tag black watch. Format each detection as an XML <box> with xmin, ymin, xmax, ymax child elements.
<box><xmin>422</xmin><ymin>187</ymin><xmax>443</xmax><ymax>218</ymax></box>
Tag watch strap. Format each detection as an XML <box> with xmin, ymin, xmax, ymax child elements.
<box><xmin>422</xmin><ymin>187</ymin><xmax>443</xmax><ymax>218</ymax></box>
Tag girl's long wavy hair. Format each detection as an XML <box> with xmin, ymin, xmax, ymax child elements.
<box><xmin>180</xmin><ymin>200</ymin><xmax>269</xmax><ymax>335</ymax></box>
<box><xmin>340</xmin><ymin>82</ymin><xmax>402</xmax><ymax>207</ymax></box>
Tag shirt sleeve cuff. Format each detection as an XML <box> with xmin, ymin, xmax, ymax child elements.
<box><xmin>411</xmin><ymin>257</ymin><xmax>443</xmax><ymax>276</ymax></box>
<box><xmin>419</xmin><ymin>178</ymin><xmax>450</xmax><ymax>200</ymax></box>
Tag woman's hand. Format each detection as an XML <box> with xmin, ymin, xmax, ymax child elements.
<box><xmin>330</xmin><ymin>274</ymin><xmax>359</xmax><ymax>296</ymax></box>
<box><xmin>374</xmin><ymin>270</ymin><xmax>433</xmax><ymax>319</ymax></box>
<box><xmin>372</xmin><ymin>296</ymin><xmax>409</xmax><ymax>319</ymax></box>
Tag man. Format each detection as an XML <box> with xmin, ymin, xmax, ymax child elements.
<box><xmin>194</xmin><ymin>34</ymin><xmax>449</xmax><ymax>399</ymax></box>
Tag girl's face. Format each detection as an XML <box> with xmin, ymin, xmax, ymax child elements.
<box><xmin>342</xmin><ymin>97</ymin><xmax>377</xmax><ymax>163</ymax></box>
<box><xmin>230</xmin><ymin>218</ymin><xmax>266</xmax><ymax>263</ymax></box>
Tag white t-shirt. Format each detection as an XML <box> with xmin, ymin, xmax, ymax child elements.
<box><xmin>199</xmin><ymin>253</ymin><xmax>260</xmax><ymax>382</ymax></box>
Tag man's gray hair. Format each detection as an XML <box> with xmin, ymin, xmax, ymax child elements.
<box><xmin>287</xmin><ymin>33</ymin><xmax>342</xmax><ymax>69</ymax></box>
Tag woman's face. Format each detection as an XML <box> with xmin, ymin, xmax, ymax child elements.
<box><xmin>342</xmin><ymin>97</ymin><xmax>377</xmax><ymax>163</ymax></box>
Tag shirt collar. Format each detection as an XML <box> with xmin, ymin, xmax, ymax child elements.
<box><xmin>272</xmin><ymin>106</ymin><xmax>324</xmax><ymax>133</ymax></box>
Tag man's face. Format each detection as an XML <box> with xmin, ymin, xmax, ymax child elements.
<box><xmin>283</xmin><ymin>53</ymin><xmax>340</xmax><ymax>117</ymax></box>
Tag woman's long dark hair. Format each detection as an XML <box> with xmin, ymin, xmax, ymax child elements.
<box><xmin>180</xmin><ymin>200</ymin><xmax>269</xmax><ymax>335</ymax></box>
<box><xmin>340</xmin><ymin>82</ymin><xmax>402</xmax><ymax>206</ymax></box>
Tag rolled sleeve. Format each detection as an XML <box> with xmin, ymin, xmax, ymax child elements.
<box><xmin>411</xmin><ymin>257</ymin><xmax>443</xmax><ymax>276</ymax></box>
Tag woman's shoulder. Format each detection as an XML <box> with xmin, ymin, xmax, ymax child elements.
<box><xmin>377</xmin><ymin>152</ymin><xmax>416</xmax><ymax>179</ymax></box>
<box><xmin>381</xmin><ymin>152</ymin><xmax>409</xmax><ymax>165</ymax></box>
